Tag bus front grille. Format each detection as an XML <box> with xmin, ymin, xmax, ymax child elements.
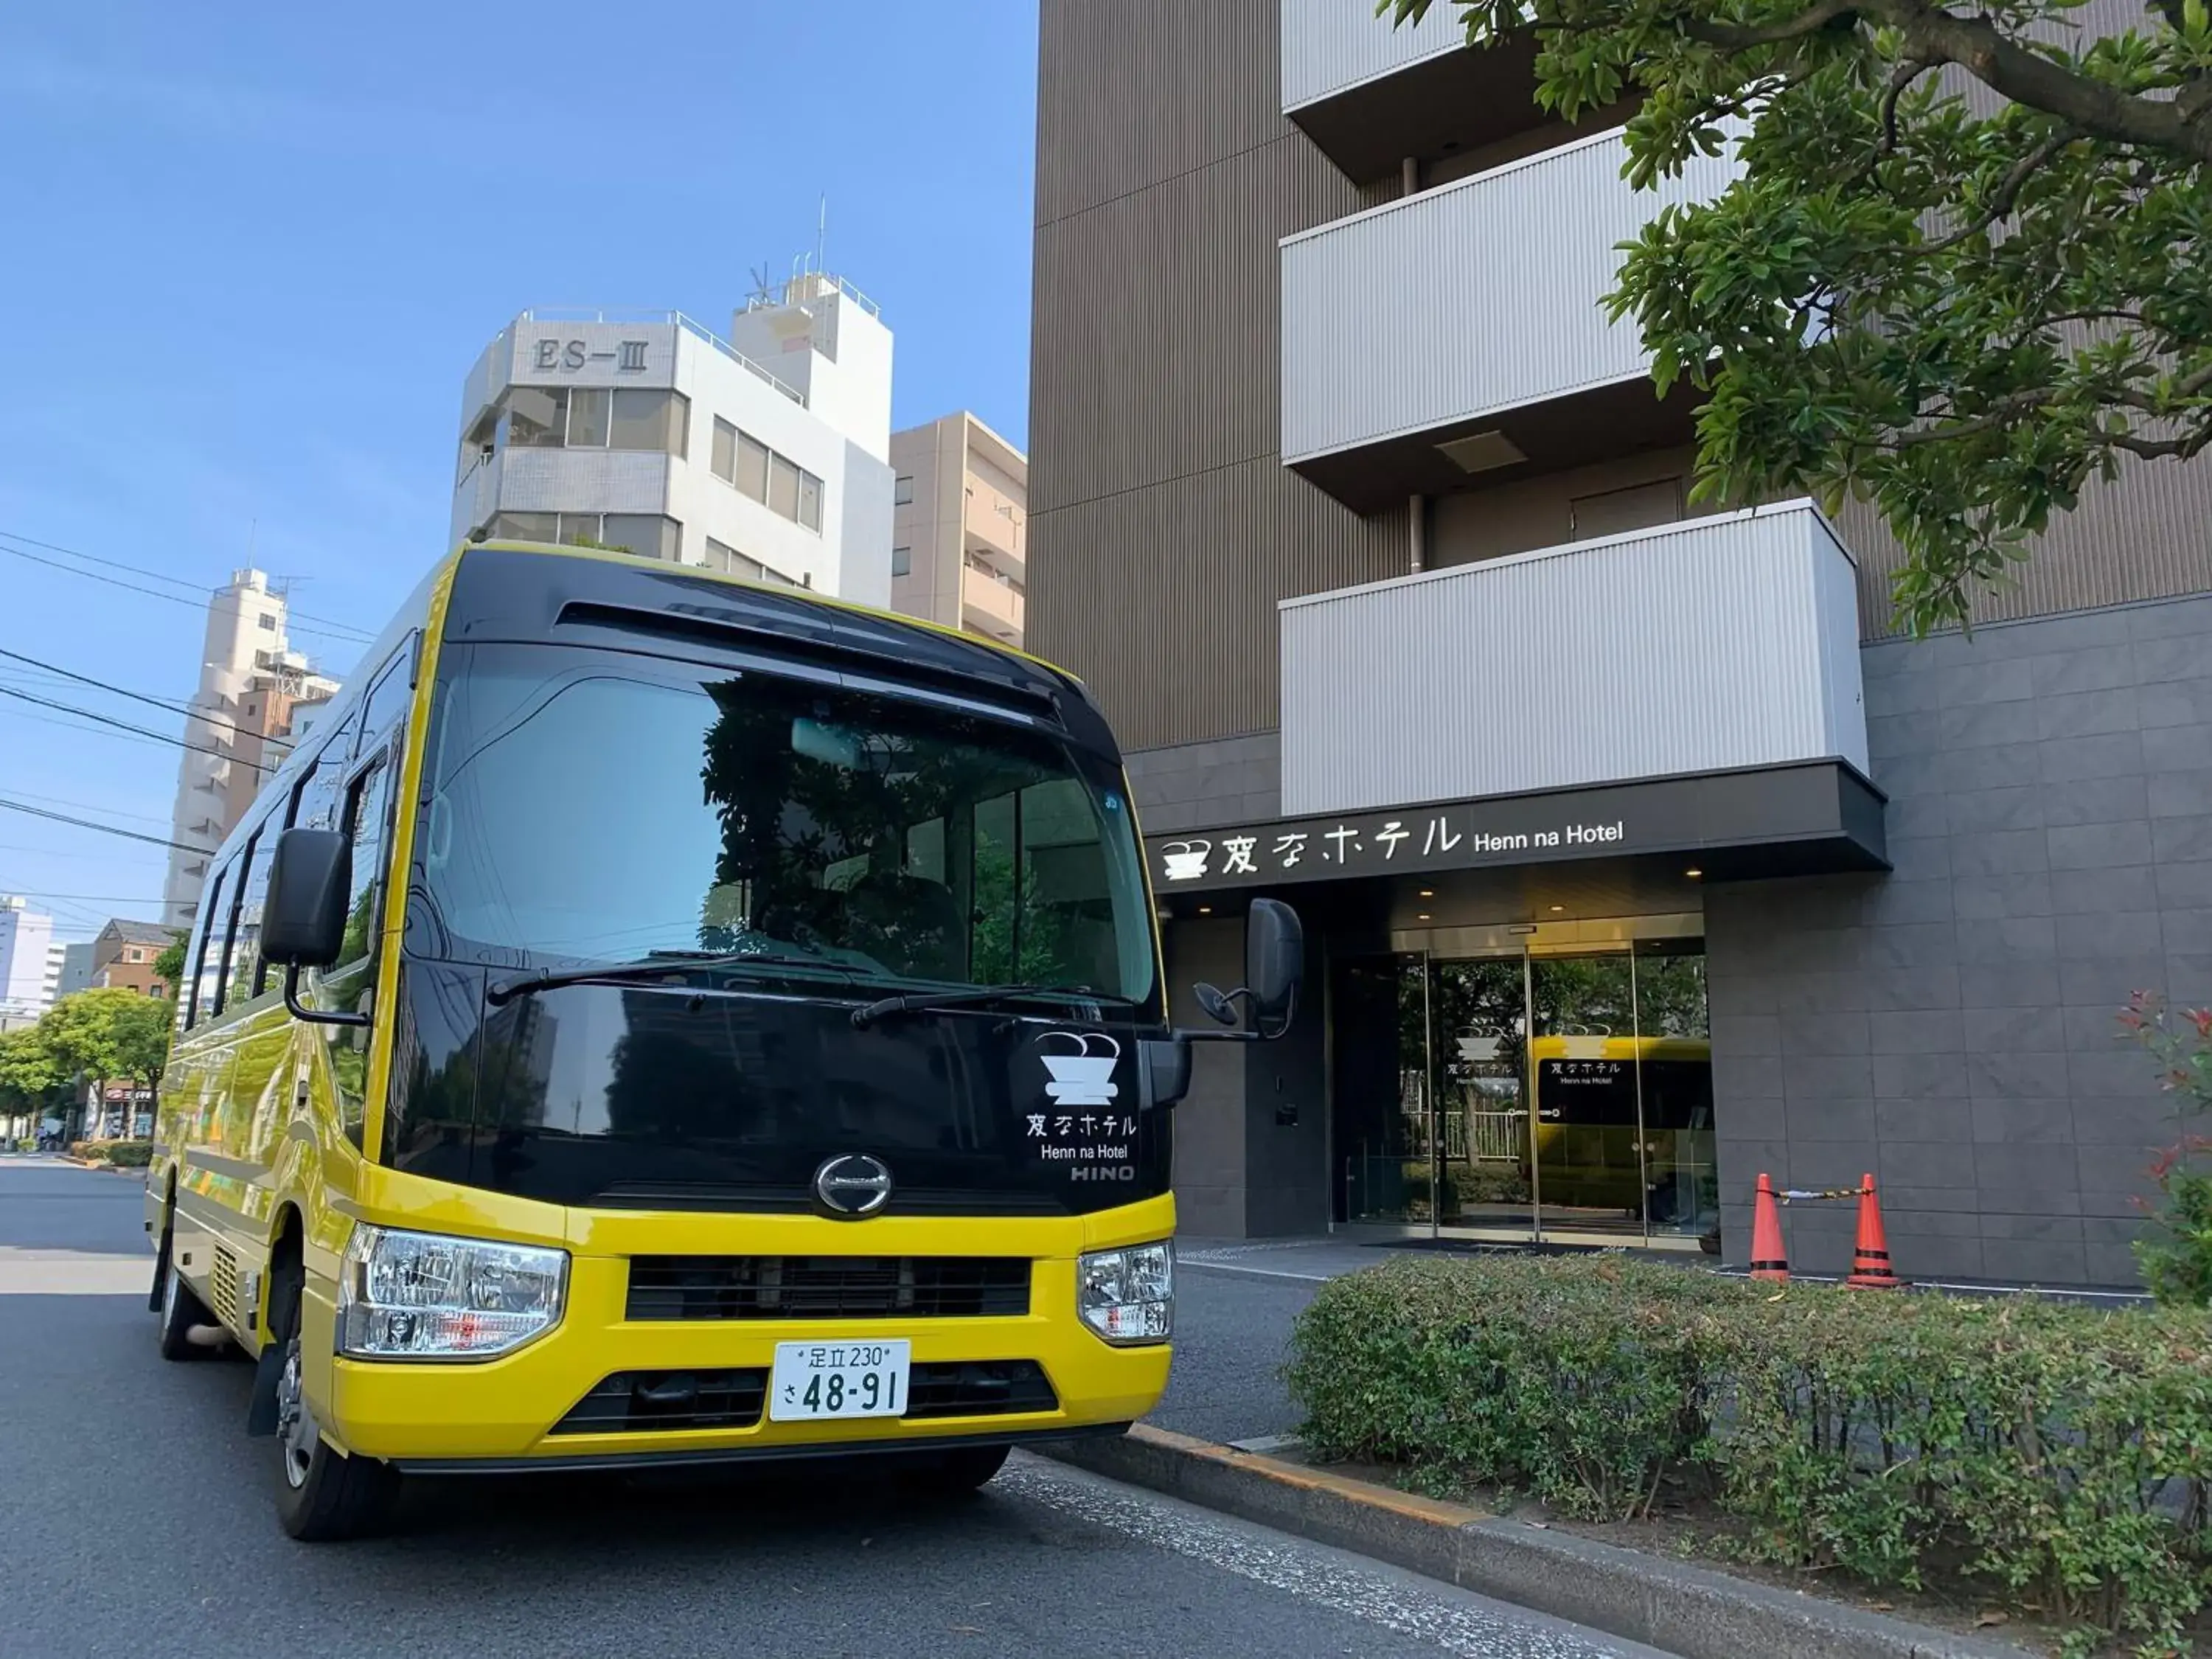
<box><xmin>551</xmin><ymin>1368</ymin><xmax>770</xmax><ymax>1434</ymax></box>
<box><xmin>550</xmin><ymin>1360</ymin><xmax>1059</xmax><ymax>1437</ymax></box>
<box><xmin>902</xmin><ymin>1360</ymin><xmax>1057</xmax><ymax>1419</ymax></box>
<box><xmin>626</xmin><ymin>1256</ymin><xmax>1032</xmax><ymax>1322</ymax></box>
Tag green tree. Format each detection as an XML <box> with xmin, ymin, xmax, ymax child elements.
<box><xmin>1391</xmin><ymin>0</ymin><xmax>2212</xmax><ymax>634</ymax></box>
<box><xmin>0</xmin><ymin>1025</ymin><xmax>68</xmax><ymax>1138</ymax></box>
<box><xmin>41</xmin><ymin>988</ymin><xmax>173</xmax><ymax>1138</ymax></box>
<box><xmin>151</xmin><ymin>931</ymin><xmax>187</xmax><ymax>989</ymax></box>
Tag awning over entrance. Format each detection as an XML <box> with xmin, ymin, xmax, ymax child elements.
<box><xmin>1142</xmin><ymin>759</ymin><xmax>1887</xmax><ymax>894</ymax></box>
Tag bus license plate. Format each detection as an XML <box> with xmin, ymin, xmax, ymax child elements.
<box><xmin>768</xmin><ymin>1340</ymin><xmax>911</xmax><ymax>1422</ymax></box>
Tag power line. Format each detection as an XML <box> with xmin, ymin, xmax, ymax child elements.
<box><xmin>0</xmin><ymin>646</ymin><xmax>257</xmax><ymax>737</ymax></box>
<box><xmin>0</xmin><ymin>788</ymin><xmax>175</xmax><ymax>827</ymax></box>
<box><xmin>0</xmin><ymin>686</ymin><xmax>270</xmax><ymax>772</ymax></box>
<box><xmin>0</xmin><ymin>890</ymin><xmax>169</xmax><ymax>903</ymax></box>
<box><xmin>0</xmin><ymin>528</ymin><xmax>377</xmax><ymax>644</ymax></box>
<box><xmin>0</xmin><ymin>796</ymin><xmax>211</xmax><ymax>855</ymax></box>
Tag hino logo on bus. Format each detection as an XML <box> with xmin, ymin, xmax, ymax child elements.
<box><xmin>813</xmin><ymin>1154</ymin><xmax>894</xmax><ymax>1218</ymax></box>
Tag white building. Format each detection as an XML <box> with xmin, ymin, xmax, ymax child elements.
<box><xmin>450</xmin><ymin>273</ymin><xmax>896</xmax><ymax>608</ymax></box>
<box><xmin>161</xmin><ymin>571</ymin><xmax>341</xmax><ymax>930</ymax></box>
<box><xmin>888</xmin><ymin>412</ymin><xmax>1027</xmax><ymax>647</ymax></box>
<box><xmin>0</xmin><ymin>897</ymin><xmax>57</xmax><ymax>1020</ymax></box>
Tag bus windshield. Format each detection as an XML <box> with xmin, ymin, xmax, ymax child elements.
<box><xmin>415</xmin><ymin>643</ymin><xmax>1158</xmax><ymax>1009</ymax></box>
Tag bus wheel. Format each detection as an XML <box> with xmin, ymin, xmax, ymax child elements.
<box><xmin>269</xmin><ymin>1262</ymin><xmax>397</xmax><ymax>1542</ymax></box>
<box><xmin>152</xmin><ymin>1220</ymin><xmax>210</xmax><ymax>1363</ymax></box>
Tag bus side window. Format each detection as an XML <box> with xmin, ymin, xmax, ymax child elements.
<box><xmin>230</xmin><ymin>816</ymin><xmax>279</xmax><ymax>1004</ymax></box>
<box><xmin>321</xmin><ymin>751</ymin><xmax>397</xmax><ymax>1145</ymax></box>
<box><xmin>189</xmin><ymin>866</ymin><xmax>230</xmax><ymax>1029</ymax></box>
<box><xmin>209</xmin><ymin>831</ymin><xmax>260</xmax><ymax>1020</ymax></box>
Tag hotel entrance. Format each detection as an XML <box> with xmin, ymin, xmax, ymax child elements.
<box><xmin>1330</xmin><ymin>920</ymin><xmax>1718</xmax><ymax>1248</ymax></box>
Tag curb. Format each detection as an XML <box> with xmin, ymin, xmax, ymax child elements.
<box><xmin>1035</xmin><ymin>1426</ymin><xmax>2032</xmax><ymax>1659</ymax></box>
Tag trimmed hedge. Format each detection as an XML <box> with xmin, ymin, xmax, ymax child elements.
<box><xmin>1287</xmin><ymin>1253</ymin><xmax>2212</xmax><ymax>1647</ymax></box>
<box><xmin>71</xmin><ymin>1138</ymin><xmax>153</xmax><ymax>1168</ymax></box>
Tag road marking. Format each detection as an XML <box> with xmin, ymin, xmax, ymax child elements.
<box><xmin>998</xmin><ymin>1455</ymin><xmax>1655</xmax><ymax>1659</ymax></box>
<box><xmin>1180</xmin><ymin>1259</ymin><xmax>1335</xmax><ymax>1283</ymax></box>
<box><xmin>0</xmin><ymin>1247</ymin><xmax>149</xmax><ymax>1295</ymax></box>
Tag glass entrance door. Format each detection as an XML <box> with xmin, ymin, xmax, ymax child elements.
<box><xmin>1430</xmin><ymin>957</ymin><xmax>1535</xmax><ymax>1236</ymax></box>
<box><xmin>1329</xmin><ymin>933</ymin><xmax>1714</xmax><ymax>1243</ymax></box>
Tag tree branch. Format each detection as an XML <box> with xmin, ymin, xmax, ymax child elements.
<box><xmin>1677</xmin><ymin>0</ymin><xmax>1863</xmax><ymax>48</ymax></box>
<box><xmin>1861</xmin><ymin>0</ymin><xmax>2212</xmax><ymax>163</ymax></box>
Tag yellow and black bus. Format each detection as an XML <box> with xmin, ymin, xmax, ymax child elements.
<box><xmin>147</xmin><ymin>539</ymin><xmax>1301</xmax><ymax>1539</ymax></box>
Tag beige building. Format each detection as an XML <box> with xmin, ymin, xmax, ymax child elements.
<box><xmin>887</xmin><ymin>412</ymin><xmax>1026</xmax><ymax>647</ymax></box>
<box><xmin>161</xmin><ymin>570</ymin><xmax>340</xmax><ymax>929</ymax></box>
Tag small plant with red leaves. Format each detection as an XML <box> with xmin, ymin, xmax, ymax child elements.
<box><xmin>2118</xmin><ymin>991</ymin><xmax>2212</xmax><ymax>1307</ymax></box>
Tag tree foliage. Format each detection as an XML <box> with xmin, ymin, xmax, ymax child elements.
<box><xmin>1391</xmin><ymin>0</ymin><xmax>2212</xmax><ymax>633</ymax></box>
<box><xmin>0</xmin><ymin>1026</ymin><xmax>66</xmax><ymax>1115</ymax></box>
<box><xmin>151</xmin><ymin>932</ymin><xmax>187</xmax><ymax>989</ymax></box>
<box><xmin>41</xmin><ymin>987</ymin><xmax>173</xmax><ymax>1091</ymax></box>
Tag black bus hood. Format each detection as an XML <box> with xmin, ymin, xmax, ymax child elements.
<box><xmin>383</xmin><ymin>958</ymin><xmax>1173</xmax><ymax>1216</ymax></box>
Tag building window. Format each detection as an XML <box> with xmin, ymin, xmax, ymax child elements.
<box><xmin>611</xmin><ymin>389</ymin><xmax>686</xmax><ymax>454</ymax></box>
<box><xmin>894</xmin><ymin>474</ymin><xmax>914</xmax><ymax>506</ymax></box>
<box><xmin>768</xmin><ymin>453</ymin><xmax>800</xmax><ymax>520</ymax></box>
<box><xmin>500</xmin><ymin>386</ymin><xmax>687</xmax><ymax>454</ymax></box>
<box><xmin>891</xmin><ymin>546</ymin><xmax>911</xmax><ymax>577</ymax></box>
<box><xmin>730</xmin><ymin>432</ymin><xmax>767</xmax><ymax>502</ymax></box>
<box><xmin>507</xmin><ymin>386</ymin><xmax>566</xmax><ymax>447</ymax></box>
<box><xmin>491</xmin><ymin>511</ymin><xmax>559</xmax><ymax>542</ymax></box>
<box><xmin>706</xmin><ymin>420</ymin><xmax>819</xmax><ymax>534</ymax></box>
<box><xmin>257</xmin><ymin>613</ymin><xmax>277</xmax><ymax>633</ymax></box>
<box><xmin>567</xmin><ymin>386</ymin><xmax>612</xmax><ymax>447</ymax></box>
<box><xmin>703</xmin><ymin>538</ymin><xmax>763</xmax><ymax>580</ymax></box>
<box><xmin>596</xmin><ymin>514</ymin><xmax>681</xmax><ymax>561</ymax></box>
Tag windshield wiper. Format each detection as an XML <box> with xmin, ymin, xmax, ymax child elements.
<box><xmin>487</xmin><ymin>950</ymin><xmax>855</xmax><ymax>1006</ymax></box>
<box><xmin>849</xmin><ymin>984</ymin><xmax>1113</xmax><ymax>1029</ymax></box>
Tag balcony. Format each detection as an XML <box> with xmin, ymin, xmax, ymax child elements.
<box><xmin>1279</xmin><ymin>126</ymin><xmax>1738</xmax><ymax>512</ymax></box>
<box><xmin>960</xmin><ymin>561</ymin><xmax>1025</xmax><ymax>643</ymax></box>
<box><xmin>1279</xmin><ymin>502</ymin><xmax>1868</xmax><ymax>818</ymax></box>
<box><xmin>963</xmin><ymin>482</ymin><xmax>1025</xmax><ymax>577</ymax></box>
<box><xmin>1280</xmin><ymin>0</ymin><xmax>1546</xmax><ymax>184</ymax></box>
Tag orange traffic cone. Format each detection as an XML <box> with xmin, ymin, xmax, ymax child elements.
<box><xmin>1750</xmin><ymin>1173</ymin><xmax>1789</xmax><ymax>1282</ymax></box>
<box><xmin>1846</xmin><ymin>1174</ymin><xmax>1902</xmax><ymax>1289</ymax></box>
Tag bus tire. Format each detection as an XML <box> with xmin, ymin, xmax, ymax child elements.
<box><xmin>152</xmin><ymin>1220</ymin><xmax>210</xmax><ymax>1363</ymax></box>
<box><xmin>269</xmin><ymin>1260</ymin><xmax>397</xmax><ymax>1542</ymax></box>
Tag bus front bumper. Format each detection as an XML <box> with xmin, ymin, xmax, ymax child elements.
<box><xmin>320</xmin><ymin>1253</ymin><xmax>1172</xmax><ymax>1470</ymax></box>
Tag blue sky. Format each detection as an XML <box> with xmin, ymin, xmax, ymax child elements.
<box><xmin>0</xmin><ymin>1</ymin><xmax>1040</xmax><ymax>945</ymax></box>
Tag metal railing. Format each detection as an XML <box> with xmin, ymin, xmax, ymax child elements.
<box><xmin>510</xmin><ymin>309</ymin><xmax>805</xmax><ymax>406</ymax></box>
<box><xmin>740</xmin><ymin>271</ymin><xmax>882</xmax><ymax>319</ymax></box>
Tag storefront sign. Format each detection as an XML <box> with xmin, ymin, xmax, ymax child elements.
<box><xmin>1141</xmin><ymin>762</ymin><xmax>1891</xmax><ymax>891</ymax></box>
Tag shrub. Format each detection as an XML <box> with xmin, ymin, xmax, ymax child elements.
<box><xmin>98</xmin><ymin>1139</ymin><xmax>153</xmax><ymax>1169</ymax></box>
<box><xmin>1288</xmin><ymin>1254</ymin><xmax>2212</xmax><ymax>1646</ymax></box>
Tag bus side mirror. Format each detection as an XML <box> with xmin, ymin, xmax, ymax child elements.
<box><xmin>1187</xmin><ymin>898</ymin><xmax>1304</xmax><ymax>1043</ymax></box>
<box><xmin>1244</xmin><ymin>899</ymin><xmax>1304</xmax><ymax>1034</ymax></box>
<box><xmin>263</xmin><ymin>828</ymin><xmax>352</xmax><ymax>970</ymax></box>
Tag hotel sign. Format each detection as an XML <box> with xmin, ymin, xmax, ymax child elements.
<box><xmin>1141</xmin><ymin>762</ymin><xmax>1891</xmax><ymax>892</ymax></box>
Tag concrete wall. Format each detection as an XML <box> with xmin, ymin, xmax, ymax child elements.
<box><xmin>1123</xmin><ymin>734</ymin><xmax>1284</xmax><ymax>838</ymax></box>
<box><xmin>1708</xmin><ymin>594</ymin><xmax>2212</xmax><ymax>1287</ymax></box>
<box><xmin>1166</xmin><ymin>917</ymin><xmax>1249</xmax><ymax>1237</ymax></box>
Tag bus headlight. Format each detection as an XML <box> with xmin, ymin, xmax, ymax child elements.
<box><xmin>1077</xmin><ymin>1241</ymin><xmax>1173</xmax><ymax>1345</ymax></box>
<box><xmin>338</xmin><ymin>1225</ymin><xmax>568</xmax><ymax>1360</ymax></box>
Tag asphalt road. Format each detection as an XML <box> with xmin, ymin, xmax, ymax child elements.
<box><xmin>0</xmin><ymin>1161</ymin><xmax>1663</xmax><ymax>1659</ymax></box>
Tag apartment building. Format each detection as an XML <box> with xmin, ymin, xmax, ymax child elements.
<box><xmin>88</xmin><ymin>919</ymin><xmax>173</xmax><ymax>999</ymax></box>
<box><xmin>1029</xmin><ymin>0</ymin><xmax>2212</xmax><ymax>1287</ymax></box>
<box><xmin>451</xmin><ymin>274</ymin><xmax>895</xmax><ymax>606</ymax></box>
<box><xmin>888</xmin><ymin>412</ymin><xmax>1027</xmax><ymax>647</ymax></box>
<box><xmin>0</xmin><ymin>897</ymin><xmax>57</xmax><ymax>1020</ymax></box>
<box><xmin>161</xmin><ymin>571</ymin><xmax>340</xmax><ymax>929</ymax></box>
